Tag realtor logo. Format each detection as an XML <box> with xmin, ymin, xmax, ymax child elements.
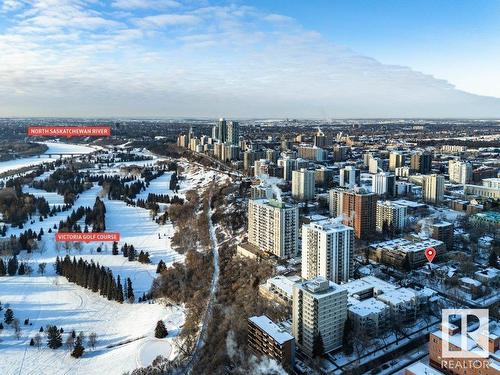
<box><xmin>441</xmin><ymin>309</ymin><xmax>490</xmax><ymax>359</ymax></box>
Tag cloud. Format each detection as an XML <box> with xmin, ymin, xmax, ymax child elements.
<box><xmin>0</xmin><ymin>1</ymin><xmax>499</xmax><ymax>117</ymax></box>
<box><xmin>112</xmin><ymin>0</ymin><xmax>181</xmax><ymax>10</ymax></box>
<box><xmin>135</xmin><ymin>13</ymin><xmax>200</xmax><ymax>28</ymax></box>
<box><xmin>263</xmin><ymin>13</ymin><xmax>293</xmax><ymax>23</ymax></box>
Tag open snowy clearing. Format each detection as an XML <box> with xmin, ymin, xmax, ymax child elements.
<box><xmin>0</xmin><ymin>276</ymin><xmax>184</xmax><ymax>375</ymax></box>
<box><xmin>0</xmin><ymin>144</ymin><xmax>226</xmax><ymax>373</ymax></box>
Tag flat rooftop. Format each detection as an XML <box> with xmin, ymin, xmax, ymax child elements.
<box><xmin>248</xmin><ymin>315</ymin><xmax>294</xmax><ymax>345</ymax></box>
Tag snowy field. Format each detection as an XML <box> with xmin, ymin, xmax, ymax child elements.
<box><xmin>0</xmin><ymin>276</ymin><xmax>184</xmax><ymax>375</ymax></box>
<box><xmin>0</xmin><ymin>143</ymin><xmax>226</xmax><ymax>374</ymax></box>
<box><xmin>0</xmin><ymin>142</ymin><xmax>98</xmax><ymax>175</ymax></box>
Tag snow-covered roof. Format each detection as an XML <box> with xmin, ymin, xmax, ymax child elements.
<box><xmin>248</xmin><ymin>316</ymin><xmax>294</xmax><ymax>345</ymax></box>
<box><xmin>348</xmin><ymin>298</ymin><xmax>389</xmax><ymax>317</ymax></box>
<box><xmin>370</xmin><ymin>238</ymin><xmax>443</xmax><ymax>253</ymax></box>
<box><xmin>475</xmin><ymin>268</ymin><xmax>500</xmax><ymax>280</ymax></box>
<box><xmin>376</xmin><ymin>288</ymin><xmax>417</xmax><ymax>306</ymax></box>
<box><xmin>265</xmin><ymin>275</ymin><xmax>301</xmax><ymax>296</ymax></box>
<box><xmin>392</xmin><ymin>199</ymin><xmax>426</xmax><ymax>208</ymax></box>
<box><xmin>459</xmin><ymin>277</ymin><xmax>482</xmax><ymax>287</ymax></box>
<box><xmin>343</xmin><ymin>276</ymin><xmax>397</xmax><ymax>298</ymax></box>
<box><xmin>405</xmin><ymin>362</ymin><xmax>443</xmax><ymax>375</ymax></box>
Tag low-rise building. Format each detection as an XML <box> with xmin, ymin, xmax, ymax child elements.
<box><xmin>248</xmin><ymin>316</ymin><xmax>295</xmax><ymax>367</ymax></box>
<box><xmin>369</xmin><ymin>238</ymin><xmax>445</xmax><ymax>269</ymax></box>
<box><xmin>348</xmin><ymin>298</ymin><xmax>390</xmax><ymax>337</ymax></box>
<box><xmin>259</xmin><ymin>275</ymin><xmax>301</xmax><ymax>305</ymax></box>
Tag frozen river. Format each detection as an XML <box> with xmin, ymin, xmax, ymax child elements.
<box><xmin>0</xmin><ymin>141</ymin><xmax>98</xmax><ymax>175</ymax></box>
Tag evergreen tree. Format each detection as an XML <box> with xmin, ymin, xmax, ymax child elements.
<box><xmin>30</xmin><ymin>338</ymin><xmax>35</xmax><ymax>346</ymax></box>
<box><xmin>312</xmin><ymin>332</ymin><xmax>325</xmax><ymax>358</ymax></box>
<box><xmin>126</xmin><ymin>278</ymin><xmax>134</xmax><ymax>303</ymax></box>
<box><xmin>489</xmin><ymin>249</ymin><xmax>499</xmax><ymax>269</ymax></box>
<box><xmin>116</xmin><ymin>275</ymin><xmax>124</xmax><ymax>303</ymax></box>
<box><xmin>4</xmin><ymin>308</ymin><xmax>14</xmax><ymax>324</ymax></box>
<box><xmin>0</xmin><ymin>259</ymin><xmax>6</xmax><ymax>276</ymax></box>
<box><xmin>71</xmin><ymin>335</ymin><xmax>85</xmax><ymax>358</ymax></box>
<box><xmin>112</xmin><ymin>241</ymin><xmax>119</xmax><ymax>255</ymax></box>
<box><xmin>154</xmin><ymin>320</ymin><xmax>168</xmax><ymax>338</ymax></box>
<box><xmin>156</xmin><ymin>260</ymin><xmax>166</xmax><ymax>274</ymax></box>
<box><xmin>7</xmin><ymin>256</ymin><xmax>18</xmax><ymax>276</ymax></box>
<box><xmin>18</xmin><ymin>263</ymin><xmax>26</xmax><ymax>275</ymax></box>
<box><xmin>47</xmin><ymin>325</ymin><xmax>63</xmax><ymax>349</ymax></box>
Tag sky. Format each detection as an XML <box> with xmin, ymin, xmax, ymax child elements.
<box><xmin>0</xmin><ymin>0</ymin><xmax>500</xmax><ymax>118</ymax></box>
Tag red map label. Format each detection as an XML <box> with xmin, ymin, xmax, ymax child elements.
<box><xmin>27</xmin><ymin>126</ymin><xmax>111</xmax><ymax>137</ymax></box>
<box><xmin>56</xmin><ymin>232</ymin><xmax>120</xmax><ymax>243</ymax></box>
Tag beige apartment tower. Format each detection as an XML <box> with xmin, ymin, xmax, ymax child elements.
<box><xmin>292</xmin><ymin>277</ymin><xmax>348</xmax><ymax>357</ymax></box>
<box><xmin>248</xmin><ymin>198</ymin><xmax>299</xmax><ymax>258</ymax></box>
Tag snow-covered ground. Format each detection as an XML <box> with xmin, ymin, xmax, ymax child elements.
<box><xmin>0</xmin><ymin>276</ymin><xmax>184</xmax><ymax>375</ymax></box>
<box><xmin>0</xmin><ymin>145</ymin><xmax>227</xmax><ymax>374</ymax></box>
<box><xmin>0</xmin><ymin>142</ymin><xmax>98</xmax><ymax>175</ymax></box>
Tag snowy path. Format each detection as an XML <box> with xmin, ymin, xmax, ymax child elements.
<box><xmin>185</xmin><ymin>189</ymin><xmax>220</xmax><ymax>374</ymax></box>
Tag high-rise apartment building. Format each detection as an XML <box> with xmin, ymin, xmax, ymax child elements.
<box><xmin>292</xmin><ymin>277</ymin><xmax>348</xmax><ymax>357</ymax></box>
<box><xmin>213</xmin><ymin>118</ymin><xmax>228</xmax><ymax>143</ymax></box>
<box><xmin>431</xmin><ymin>221</ymin><xmax>454</xmax><ymax>251</ymax></box>
<box><xmin>339</xmin><ymin>166</ymin><xmax>360</xmax><ymax>188</ymax></box>
<box><xmin>423</xmin><ymin>174</ymin><xmax>445</xmax><ymax>204</ymax></box>
<box><xmin>389</xmin><ymin>152</ymin><xmax>405</xmax><ymax>171</ymax></box>
<box><xmin>342</xmin><ymin>189</ymin><xmax>377</xmax><ymax>240</ymax></box>
<box><xmin>372</xmin><ymin>172</ymin><xmax>395</xmax><ymax>197</ymax></box>
<box><xmin>329</xmin><ymin>188</ymin><xmax>344</xmax><ymax>217</ymax></box>
<box><xmin>298</xmin><ymin>146</ymin><xmax>327</xmax><ymax>161</ymax></box>
<box><xmin>368</xmin><ymin>157</ymin><xmax>383</xmax><ymax>174</ymax></box>
<box><xmin>410</xmin><ymin>152</ymin><xmax>432</xmax><ymax>174</ymax></box>
<box><xmin>292</xmin><ymin>168</ymin><xmax>316</xmax><ymax>201</ymax></box>
<box><xmin>376</xmin><ymin>201</ymin><xmax>407</xmax><ymax>234</ymax></box>
<box><xmin>227</xmin><ymin>120</ymin><xmax>240</xmax><ymax>145</ymax></box>
<box><xmin>301</xmin><ymin>220</ymin><xmax>354</xmax><ymax>283</ymax></box>
<box><xmin>448</xmin><ymin>160</ymin><xmax>472</xmax><ymax>184</ymax></box>
<box><xmin>313</xmin><ymin>129</ymin><xmax>327</xmax><ymax>148</ymax></box>
<box><xmin>248</xmin><ymin>199</ymin><xmax>299</xmax><ymax>258</ymax></box>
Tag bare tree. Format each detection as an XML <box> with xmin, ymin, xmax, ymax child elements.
<box><xmin>34</xmin><ymin>333</ymin><xmax>42</xmax><ymax>349</ymax></box>
<box><xmin>65</xmin><ymin>334</ymin><xmax>75</xmax><ymax>351</ymax></box>
<box><xmin>88</xmin><ymin>332</ymin><xmax>97</xmax><ymax>350</ymax></box>
<box><xmin>13</xmin><ymin>319</ymin><xmax>22</xmax><ymax>339</ymax></box>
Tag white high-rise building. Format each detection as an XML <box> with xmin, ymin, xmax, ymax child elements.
<box><xmin>248</xmin><ymin>199</ymin><xmax>299</xmax><ymax>258</ymax></box>
<box><xmin>372</xmin><ymin>172</ymin><xmax>395</xmax><ymax>197</ymax></box>
<box><xmin>292</xmin><ymin>277</ymin><xmax>348</xmax><ymax>356</ymax></box>
<box><xmin>339</xmin><ymin>166</ymin><xmax>360</xmax><ymax>188</ymax></box>
<box><xmin>292</xmin><ymin>168</ymin><xmax>315</xmax><ymax>201</ymax></box>
<box><xmin>301</xmin><ymin>220</ymin><xmax>354</xmax><ymax>283</ymax></box>
<box><xmin>376</xmin><ymin>201</ymin><xmax>407</xmax><ymax>234</ymax></box>
<box><xmin>328</xmin><ymin>188</ymin><xmax>344</xmax><ymax>217</ymax></box>
<box><xmin>448</xmin><ymin>160</ymin><xmax>472</xmax><ymax>184</ymax></box>
<box><xmin>422</xmin><ymin>174</ymin><xmax>445</xmax><ymax>204</ymax></box>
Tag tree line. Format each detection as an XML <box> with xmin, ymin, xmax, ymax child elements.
<box><xmin>56</xmin><ymin>255</ymin><xmax>134</xmax><ymax>303</ymax></box>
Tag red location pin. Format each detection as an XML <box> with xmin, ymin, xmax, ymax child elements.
<box><xmin>425</xmin><ymin>247</ymin><xmax>436</xmax><ymax>263</ymax></box>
